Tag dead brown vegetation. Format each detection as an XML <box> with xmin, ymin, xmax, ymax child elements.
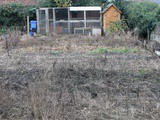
<box><xmin>0</xmin><ymin>32</ymin><xmax>160</xmax><ymax>120</ymax></box>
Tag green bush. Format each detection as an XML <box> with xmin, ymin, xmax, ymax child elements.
<box><xmin>72</xmin><ymin>0</ymin><xmax>103</xmax><ymax>6</ymax></box>
<box><xmin>55</xmin><ymin>0</ymin><xmax>72</xmax><ymax>7</ymax></box>
<box><xmin>39</xmin><ymin>0</ymin><xmax>56</xmax><ymax>7</ymax></box>
<box><xmin>0</xmin><ymin>3</ymin><xmax>36</xmax><ymax>28</ymax></box>
<box><xmin>108</xmin><ymin>18</ymin><xmax>128</xmax><ymax>33</ymax></box>
<box><xmin>125</xmin><ymin>2</ymin><xmax>160</xmax><ymax>38</ymax></box>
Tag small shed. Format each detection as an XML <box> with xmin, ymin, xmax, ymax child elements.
<box><xmin>102</xmin><ymin>3</ymin><xmax>122</xmax><ymax>33</ymax></box>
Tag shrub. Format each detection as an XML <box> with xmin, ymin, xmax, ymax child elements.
<box><xmin>72</xmin><ymin>0</ymin><xmax>102</xmax><ymax>6</ymax></box>
<box><xmin>55</xmin><ymin>0</ymin><xmax>72</xmax><ymax>7</ymax></box>
<box><xmin>108</xmin><ymin>18</ymin><xmax>128</xmax><ymax>34</ymax></box>
<box><xmin>39</xmin><ymin>0</ymin><xmax>56</xmax><ymax>7</ymax></box>
<box><xmin>0</xmin><ymin>3</ymin><xmax>36</xmax><ymax>28</ymax></box>
<box><xmin>125</xmin><ymin>2</ymin><xmax>160</xmax><ymax>38</ymax></box>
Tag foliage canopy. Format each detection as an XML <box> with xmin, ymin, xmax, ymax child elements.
<box><xmin>0</xmin><ymin>3</ymin><xmax>36</xmax><ymax>28</ymax></box>
<box><xmin>1</xmin><ymin>0</ymin><xmax>160</xmax><ymax>38</ymax></box>
<box><xmin>125</xmin><ymin>2</ymin><xmax>160</xmax><ymax>37</ymax></box>
<box><xmin>55</xmin><ymin>0</ymin><xmax>72</xmax><ymax>7</ymax></box>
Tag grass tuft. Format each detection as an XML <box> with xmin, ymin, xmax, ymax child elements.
<box><xmin>108</xmin><ymin>47</ymin><xmax>140</xmax><ymax>53</ymax></box>
<box><xmin>89</xmin><ymin>47</ymin><xmax>140</xmax><ymax>54</ymax></box>
<box><xmin>89</xmin><ymin>47</ymin><xmax>108</xmax><ymax>54</ymax></box>
<box><xmin>50</xmin><ymin>50</ymin><xmax>62</xmax><ymax>55</ymax></box>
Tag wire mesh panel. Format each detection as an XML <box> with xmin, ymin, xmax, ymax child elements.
<box><xmin>86</xmin><ymin>22</ymin><xmax>101</xmax><ymax>28</ymax></box>
<box><xmin>39</xmin><ymin>21</ymin><xmax>46</xmax><ymax>34</ymax></box>
<box><xmin>74</xmin><ymin>28</ymin><xmax>83</xmax><ymax>35</ymax></box>
<box><xmin>49</xmin><ymin>9</ymin><xmax>54</xmax><ymax>33</ymax></box>
<box><xmin>39</xmin><ymin>9</ymin><xmax>46</xmax><ymax>34</ymax></box>
<box><xmin>39</xmin><ymin>10</ymin><xmax>45</xmax><ymax>20</ymax></box>
<box><xmin>84</xmin><ymin>28</ymin><xmax>92</xmax><ymax>35</ymax></box>
<box><xmin>54</xmin><ymin>8</ymin><xmax>69</xmax><ymax>34</ymax></box>
<box><xmin>49</xmin><ymin>9</ymin><xmax>53</xmax><ymax>19</ymax></box>
<box><xmin>70</xmin><ymin>11</ymin><xmax>84</xmax><ymax>20</ymax></box>
<box><xmin>55</xmin><ymin>8</ymin><xmax>68</xmax><ymax>21</ymax></box>
<box><xmin>70</xmin><ymin>22</ymin><xmax>84</xmax><ymax>34</ymax></box>
<box><xmin>74</xmin><ymin>28</ymin><xmax>92</xmax><ymax>35</ymax></box>
<box><xmin>86</xmin><ymin>11</ymin><xmax>100</xmax><ymax>20</ymax></box>
<box><xmin>49</xmin><ymin>21</ymin><xmax>54</xmax><ymax>33</ymax></box>
<box><xmin>56</xmin><ymin>22</ymin><xmax>69</xmax><ymax>34</ymax></box>
<box><xmin>39</xmin><ymin>10</ymin><xmax>46</xmax><ymax>34</ymax></box>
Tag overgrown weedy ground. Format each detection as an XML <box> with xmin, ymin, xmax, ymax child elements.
<box><xmin>0</xmin><ymin>33</ymin><xmax>160</xmax><ymax>120</ymax></box>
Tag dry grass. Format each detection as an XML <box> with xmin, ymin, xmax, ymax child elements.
<box><xmin>0</xmin><ymin>32</ymin><xmax>160</xmax><ymax>120</ymax></box>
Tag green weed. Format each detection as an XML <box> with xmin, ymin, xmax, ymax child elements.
<box><xmin>50</xmin><ymin>50</ymin><xmax>62</xmax><ymax>55</ymax></box>
<box><xmin>108</xmin><ymin>47</ymin><xmax>140</xmax><ymax>53</ymax></box>
<box><xmin>89</xmin><ymin>47</ymin><xmax>108</xmax><ymax>54</ymax></box>
<box><xmin>89</xmin><ymin>47</ymin><xmax>140</xmax><ymax>54</ymax></box>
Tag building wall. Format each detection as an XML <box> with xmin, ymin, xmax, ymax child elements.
<box><xmin>103</xmin><ymin>6</ymin><xmax>121</xmax><ymax>31</ymax></box>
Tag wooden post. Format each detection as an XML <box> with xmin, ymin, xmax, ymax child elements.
<box><xmin>45</xmin><ymin>9</ymin><xmax>49</xmax><ymax>35</ymax></box>
<box><xmin>68</xmin><ymin>8</ymin><xmax>71</xmax><ymax>34</ymax></box>
<box><xmin>53</xmin><ymin>8</ymin><xmax>56</xmax><ymax>33</ymax></box>
<box><xmin>101</xmin><ymin>6</ymin><xmax>104</xmax><ymax>36</ymax></box>
<box><xmin>36</xmin><ymin>9</ymin><xmax>40</xmax><ymax>34</ymax></box>
<box><xmin>27</xmin><ymin>16</ymin><xmax>30</xmax><ymax>35</ymax></box>
<box><xmin>84</xmin><ymin>10</ymin><xmax>87</xmax><ymax>28</ymax></box>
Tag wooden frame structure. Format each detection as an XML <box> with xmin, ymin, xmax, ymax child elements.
<box><xmin>36</xmin><ymin>7</ymin><xmax>101</xmax><ymax>35</ymax></box>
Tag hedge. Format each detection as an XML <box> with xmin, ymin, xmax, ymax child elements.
<box><xmin>0</xmin><ymin>3</ymin><xmax>36</xmax><ymax>30</ymax></box>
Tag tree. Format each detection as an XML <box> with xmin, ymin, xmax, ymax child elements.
<box><xmin>72</xmin><ymin>0</ymin><xmax>89</xmax><ymax>6</ymax></box>
<box><xmin>55</xmin><ymin>0</ymin><xmax>72</xmax><ymax>7</ymax></box>
<box><xmin>39</xmin><ymin>0</ymin><xmax>108</xmax><ymax>7</ymax></box>
<box><xmin>112</xmin><ymin>0</ymin><xmax>128</xmax><ymax>11</ymax></box>
<box><xmin>0</xmin><ymin>3</ymin><xmax>36</xmax><ymax>30</ymax></box>
<box><xmin>125</xmin><ymin>2</ymin><xmax>160</xmax><ymax>38</ymax></box>
<box><xmin>38</xmin><ymin>0</ymin><xmax>56</xmax><ymax>7</ymax></box>
<box><xmin>72</xmin><ymin>0</ymin><xmax>105</xmax><ymax>6</ymax></box>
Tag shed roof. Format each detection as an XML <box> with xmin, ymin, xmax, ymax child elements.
<box><xmin>69</xmin><ymin>6</ymin><xmax>101</xmax><ymax>11</ymax></box>
<box><xmin>102</xmin><ymin>3</ymin><xmax>122</xmax><ymax>14</ymax></box>
<box><xmin>39</xmin><ymin>6</ymin><xmax>102</xmax><ymax>11</ymax></box>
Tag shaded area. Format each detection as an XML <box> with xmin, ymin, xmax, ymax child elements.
<box><xmin>0</xmin><ymin>63</ymin><xmax>160</xmax><ymax>119</ymax></box>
